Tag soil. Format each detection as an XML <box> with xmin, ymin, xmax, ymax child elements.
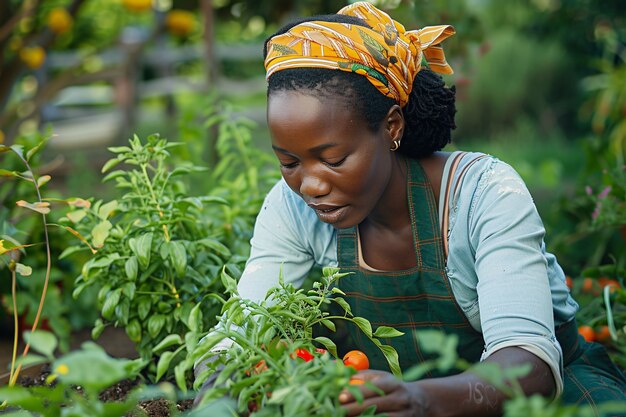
<box><xmin>1</xmin><ymin>326</ymin><xmax>195</xmax><ymax>417</ymax></box>
<box><xmin>16</xmin><ymin>364</ymin><xmax>194</xmax><ymax>416</ymax></box>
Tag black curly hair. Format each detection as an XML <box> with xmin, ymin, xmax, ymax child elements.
<box><xmin>264</xmin><ymin>14</ymin><xmax>457</xmax><ymax>158</ymax></box>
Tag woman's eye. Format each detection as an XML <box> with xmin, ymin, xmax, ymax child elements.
<box><xmin>280</xmin><ymin>161</ymin><xmax>298</xmax><ymax>169</ymax></box>
<box><xmin>324</xmin><ymin>156</ymin><xmax>347</xmax><ymax>167</ymax></box>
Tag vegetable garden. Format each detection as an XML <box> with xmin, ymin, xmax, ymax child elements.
<box><xmin>1</xmin><ymin>1</ymin><xmax>625</xmax><ymax>416</ymax></box>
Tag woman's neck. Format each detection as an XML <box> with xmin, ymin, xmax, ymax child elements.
<box><xmin>363</xmin><ymin>153</ymin><xmax>410</xmax><ymax>232</ymax></box>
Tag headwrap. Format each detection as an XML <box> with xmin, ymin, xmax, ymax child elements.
<box><xmin>264</xmin><ymin>1</ymin><xmax>455</xmax><ymax>107</ymax></box>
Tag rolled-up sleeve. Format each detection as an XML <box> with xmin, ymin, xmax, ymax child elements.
<box><xmin>468</xmin><ymin>160</ymin><xmax>563</xmax><ymax>396</ymax></box>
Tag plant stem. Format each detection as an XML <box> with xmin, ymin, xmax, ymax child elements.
<box><xmin>140</xmin><ymin>163</ymin><xmax>170</xmax><ymax>242</ymax></box>
<box><xmin>9</xmin><ymin>154</ymin><xmax>52</xmax><ymax>386</ymax></box>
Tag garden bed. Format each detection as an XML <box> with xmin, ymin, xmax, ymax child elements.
<box><xmin>1</xmin><ymin>327</ymin><xmax>195</xmax><ymax>416</ymax></box>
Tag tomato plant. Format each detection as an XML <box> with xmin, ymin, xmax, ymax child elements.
<box><xmin>192</xmin><ymin>266</ymin><xmax>402</xmax><ymax>415</ymax></box>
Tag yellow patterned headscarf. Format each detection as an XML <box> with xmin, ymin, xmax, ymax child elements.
<box><xmin>264</xmin><ymin>1</ymin><xmax>455</xmax><ymax>107</ymax></box>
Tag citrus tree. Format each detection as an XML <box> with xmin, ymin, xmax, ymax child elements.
<box><xmin>0</xmin><ymin>0</ymin><xmax>207</xmax><ymax>145</ymax></box>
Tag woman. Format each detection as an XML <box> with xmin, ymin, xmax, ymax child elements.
<box><xmin>199</xmin><ymin>2</ymin><xmax>626</xmax><ymax>415</ymax></box>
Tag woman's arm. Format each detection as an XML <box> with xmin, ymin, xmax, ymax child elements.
<box><xmin>340</xmin><ymin>346</ymin><xmax>555</xmax><ymax>417</ymax></box>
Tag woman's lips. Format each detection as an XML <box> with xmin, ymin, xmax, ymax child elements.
<box><xmin>308</xmin><ymin>204</ymin><xmax>348</xmax><ymax>224</ymax></box>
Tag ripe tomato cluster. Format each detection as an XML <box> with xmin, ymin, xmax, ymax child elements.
<box><xmin>578</xmin><ymin>325</ymin><xmax>614</xmax><ymax>343</ymax></box>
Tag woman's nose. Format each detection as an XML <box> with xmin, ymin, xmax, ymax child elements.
<box><xmin>299</xmin><ymin>174</ymin><xmax>330</xmax><ymax>198</ymax></box>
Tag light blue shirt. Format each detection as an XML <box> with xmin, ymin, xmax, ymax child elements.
<box><xmin>236</xmin><ymin>151</ymin><xmax>578</xmax><ymax>395</ymax></box>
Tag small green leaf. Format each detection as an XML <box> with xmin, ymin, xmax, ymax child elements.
<box><xmin>23</xmin><ymin>330</ymin><xmax>57</xmax><ymax>359</ymax></box>
<box><xmin>125</xmin><ymin>256</ymin><xmax>138</xmax><ymax>281</ymax></box>
<box><xmin>126</xmin><ymin>319</ymin><xmax>142</xmax><ymax>343</ymax></box>
<box><xmin>36</xmin><ymin>175</ymin><xmax>51</xmax><ymax>188</ymax></box>
<box><xmin>378</xmin><ymin>344</ymin><xmax>401</xmax><ymax>377</ymax></box>
<box><xmin>152</xmin><ymin>334</ymin><xmax>183</xmax><ymax>353</ymax></box>
<box><xmin>373</xmin><ymin>326</ymin><xmax>404</xmax><ymax>338</ymax></box>
<box><xmin>133</xmin><ymin>233</ymin><xmax>153</xmax><ymax>269</ymax></box>
<box><xmin>313</xmin><ymin>336</ymin><xmax>338</xmax><ymax>358</ymax></box>
<box><xmin>138</xmin><ymin>298</ymin><xmax>151</xmax><ymax>320</ymax></box>
<box><xmin>168</xmin><ymin>241</ymin><xmax>187</xmax><ymax>278</ymax></box>
<box><xmin>66</xmin><ymin>209</ymin><xmax>87</xmax><ymax>223</ymax></box>
<box><xmin>320</xmin><ymin>319</ymin><xmax>336</xmax><ymax>332</ymax></box>
<box><xmin>188</xmin><ymin>303</ymin><xmax>203</xmax><ymax>332</ymax></box>
<box><xmin>91</xmin><ymin>220</ymin><xmax>112</xmax><ymax>248</ymax></box>
<box><xmin>148</xmin><ymin>314</ymin><xmax>166</xmax><ymax>338</ymax></box>
<box><xmin>101</xmin><ymin>289</ymin><xmax>121</xmax><ymax>320</ymax></box>
<box><xmin>332</xmin><ymin>297</ymin><xmax>352</xmax><ymax>315</ymax></box>
<box><xmin>107</xmin><ymin>146</ymin><xmax>132</xmax><ymax>153</ymax></box>
<box><xmin>174</xmin><ymin>361</ymin><xmax>189</xmax><ymax>392</ymax></box>
<box><xmin>156</xmin><ymin>351</ymin><xmax>175</xmax><ymax>381</ymax></box>
<box><xmin>351</xmin><ymin>317</ymin><xmax>372</xmax><ymax>337</ymax></box>
<box><xmin>0</xmin><ymin>169</ymin><xmax>19</xmax><ymax>177</ymax></box>
<box><xmin>98</xmin><ymin>200</ymin><xmax>118</xmax><ymax>220</ymax></box>
<box><xmin>101</xmin><ymin>157</ymin><xmax>122</xmax><ymax>173</ymax></box>
<box><xmin>26</xmin><ymin>138</ymin><xmax>48</xmax><ymax>161</ymax></box>
<box><xmin>92</xmin><ymin>318</ymin><xmax>105</xmax><ymax>339</ymax></box>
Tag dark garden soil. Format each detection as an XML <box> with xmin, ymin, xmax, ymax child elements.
<box><xmin>1</xmin><ymin>326</ymin><xmax>195</xmax><ymax>417</ymax></box>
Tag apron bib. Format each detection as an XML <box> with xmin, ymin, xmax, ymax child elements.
<box><xmin>335</xmin><ymin>157</ymin><xmax>484</xmax><ymax>376</ymax></box>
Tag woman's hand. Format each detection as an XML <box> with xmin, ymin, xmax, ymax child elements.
<box><xmin>339</xmin><ymin>370</ymin><xmax>428</xmax><ymax>417</ymax></box>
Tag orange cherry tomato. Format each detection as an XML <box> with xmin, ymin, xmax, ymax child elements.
<box><xmin>578</xmin><ymin>325</ymin><xmax>596</xmax><ymax>342</ymax></box>
<box><xmin>245</xmin><ymin>359</ymin><xmax>268</xmax><ymax>376</ymax></box>
<box><xmin>343</xmin><ymin>350</ymin><xmax>369</xmax><ymax>371</ymax></box>
<box><xmin>582</xmin><ymin>278</ymin><xmax>595</xmax><ymax>294</ymax></box>
<box><xmin>599</xmin><ymin>278</ymin><xmax>620</xmax><ymax>293</ymax></box>
<box><xmin>596</xmin><ymin>325</ymin><xmax>612</xmax><ymax>343</ymax></box>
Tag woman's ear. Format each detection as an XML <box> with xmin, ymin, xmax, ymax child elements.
<box><xmin>385</xmin><ymin>104</ymin><xmax>404</xmax><ymax>143</ymax></box>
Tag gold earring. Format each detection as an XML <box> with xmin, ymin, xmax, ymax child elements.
<box><xmin>390</xmin><ymin>140</ymin><xmax>401</xmax><ymax>151</ymax></box>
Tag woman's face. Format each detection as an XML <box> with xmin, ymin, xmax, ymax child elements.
<box><xmin>267</xmin><ymin>90</ymin><xmax>401</xmax><ymax>229</ymax></box>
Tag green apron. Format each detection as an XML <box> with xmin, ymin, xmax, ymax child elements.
<box><xmin>335</xmin><ymin>157</ymin><xmax>484</xmax><ymax>376</ymax></box>
<box><xmin>334</xmin><ymin>157</ymin><xmax>626</xmax><ymax>410</ymax></box>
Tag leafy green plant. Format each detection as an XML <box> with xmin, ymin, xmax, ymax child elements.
<box><xmin>193</xmin><ymin>95</ymin><xmax>280</xmax><ymax>259</ymax></box>
<box><xmin>192</xmin><ymin>267</ymin><xmax>402</xmax><ymax>415</ymax></box>
<box><xmin>64</xmin><ymin>134</ymin><xmax>239</xmax><ymax>386</ymax></box>
<box><xmin>0</xmin><ymin>136</ymin><xmax>95</xmax><ymax>387</ymax></box>
<box><xmin>0</xmin><ymin>330</ymin><xmax>148</xmax><ymax>417</ymax></box>
<box><xmin>406</xmin><ymin>330</ymin><xmax>626</xmax><ymax>417</ymax></box>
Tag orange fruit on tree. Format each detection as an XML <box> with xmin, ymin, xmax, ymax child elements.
<box><xmin>122</xmin><ymin>0</ymin><xmax>152</xmax><ymax>12</ymax></box>
<box><xmin>578</xmin><ymin>325</ymin><xmax>595</xmax><ymax>342</ymax></box>
<box><xmin>165</xmin><ymin>9</ymin><xmax>195</xmax><ymax>37</ymax></box>
<box><xmin>343</xmin><ymin>350</ymin><xmax>369</xmax><ymax>371</ymax></box>
<box><xmin>565</xmin><ymin>276</ymin><xmax>573</xmax><ymax>290</ymax></box>
<box><xmin>19</xmin><ymin>46</ymin><xmax>46</xmax><ymax>69</ymax></box>
<box><xmin>47</xmin><ymin>8</ymin><xmax>73</xmax><ymax>34</ymax></box>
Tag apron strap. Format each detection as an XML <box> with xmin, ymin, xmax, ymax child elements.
<box><xmin>441</xmin><ymin>153</ymin><xmax>489</xmax><ymax>259</ymax></box>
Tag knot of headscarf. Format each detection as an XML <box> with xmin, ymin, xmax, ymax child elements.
<box><xmin>264</xmin><ymin>1</ymin><xmax>455</xmax><ymax>107</ymax></box>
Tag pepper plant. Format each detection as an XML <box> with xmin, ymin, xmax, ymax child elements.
<box><xmin>191</xmin><ymin>266</ymin><xmax>403</xmax><ymax>415</ymax></box>
<box><xmin>64</xmin><ymin>134</ymin><xmax>240</xmax><ymax>385</ymax></box>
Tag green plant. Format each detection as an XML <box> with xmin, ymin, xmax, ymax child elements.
<box><xmin>192</xmin><ymin>266</ymin><xmax>402</xmax><ymax>415</ymax></box>
<box><xmin>182</xmin><ymin>92</ymin><xmax>278</xmax><ymax>258</ymax></box>
<box><xmin>0</xmin><ymin>136</ymin><xmax>95</xmax><ymax>387</ymax></box>
<box><xmin>0</xmin><ymin>330</ymin><xmax>151</xmax><ymax>417</ymax></box>
<box><xmin>64</xmin><ymin>134</ymin><xmax>238</xmax><ymax>386</ymax></box>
